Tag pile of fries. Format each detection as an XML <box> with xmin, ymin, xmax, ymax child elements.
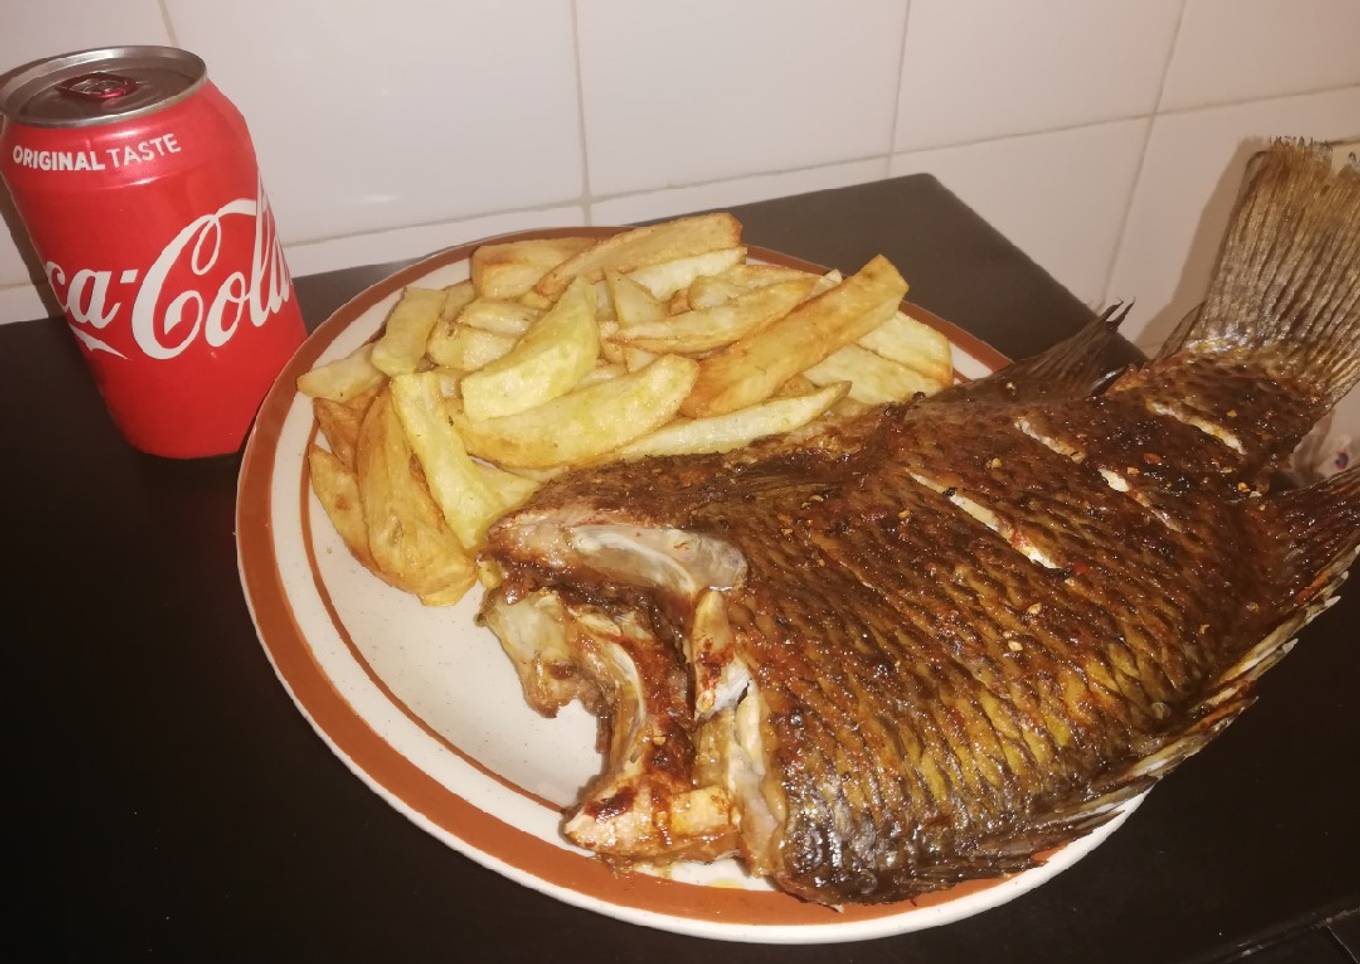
<box><xmin>297</xmin><ymin>213</ymin><xmax>953</xmax><ymax>605</ymax></box>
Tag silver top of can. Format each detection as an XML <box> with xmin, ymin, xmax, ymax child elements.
<box><xmin>0</xmin><ymin>46</ymin><xmax>207</xmax><ymax>128</ymax></box>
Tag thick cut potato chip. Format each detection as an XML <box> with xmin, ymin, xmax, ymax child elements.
<box><xmin>681</xmin><ymin>256</ymin><xmax>907</xmax><ymax>417</ymax></box>
<box><xmin>372</xmin><ymin>287</ymin><xmax>446</xmax><ymax>376</ymax></box>
<box><xmin>428</xmin><ymin>326</ymin><xmax>516</xmax><ymax>372</ymax></box>
<box><xmin>471</xmin><ymin>236</ymin><xmax>594</xmax><ymax>299</ymax></box>
<box><xmin>688</xmin><ymin>263</ymin><xmax>815</xmax><ymax>310</ymax></box>
<box><xmin>719</xmin><ymin>263</ymin><xmax>814</xmax><ymax>288</ymax></box>
<box><xmin>581</xmin><ymin>362</ymin><xmax>626</xmax><ymax>384</ymax></box>
<box><xmin>857</xmin><ymin>312</ymin><xmax>954</xmax><ymax>384</ymax></box>
<box><xmin>390</xmin><ymin>372</ymin><xmax>519</xmax><ymax>549</ymax></box>
<box><xmin>439</xmin><ymin>281</ymin><xmax>477</xmax><ymax>324</ymax></box>
<box><xmin>343</xmin><ymin>383</ymin><xmax>383</xmax><ymax>417</ymax></box>
<box><xmin>297</xmin><ymin>343</ymin><xmax>385</xmax><ymax>402</ymax></box>
<box><xmin>451</xmin><ymin>355</ymin><xmax>699</xmax><ymax>468</ymax></box>
<box><xmin>308</xmin><ymin>444</ymin><xmax>379</xmax><ymax>573</ymax></box>
<box><xmin>616</xmin><ymin>382</ymin><xmax>848</xmax><ymax>459</ymax></box>
<box><xmin>474</xmin><ymin>460</ymin><xmax>540</xmax><ymax>509</ymax></box>
<box><xmin>460</xmin><ymin>276</ymin><xmax>599</xmax><ymax>420</ymax></box>
<box><xmin>616</xmin><ymin>277</ymin><xmax>816</xmax><ymax>353</ymax></box>
<box><xmin>594</xmin><ymin>281</ymin><xmax>616</xmax><ymax>321</ymax></box>
<box><xmin>623</xmin><ymin>347</ymin><xmax>657</xmax><ymax>371</ymax></box>
<box><xmin>773</xmin><ymin>373</ymin><xmax>819</xmax><ymax>398</ymax></box>
<box><xmin>457</xmin><ymin>299</ymin><xmax>541</xmax><ymax>337</ymax></box>
<box><xmin>804</xmin><ymin>344</ymin><xmax>943</xmax><ymax>404</ymax></box>
<box><xmin>607</xmin><ymin>270</ymin><xmax>666</xmax><ymax>373</ymax></box>
<box><xmin>628</xmin><ymin>247</ymin><xmax>745</xmax><ymax>301</ymax></box>
<box><xmin>355</xmin><ymin>390</ymin><xmax>475</xmax><ymax>600</ymax></box>
<box><xmin>608</xmin><ymin>269</ymin><xmax>666</xmax><ymax>326</ymax></box>
<box><xmin>686</xmin><ymin>277</ymin><xmax>746</xmax><ymax>311</ymax></box>
<box><xmin>314</xmin><ymin>398</ymin><xmax>363</xmax><ymax>469</ymax></box>
<box><xmin>534</xmin><ymin>213</ymin><xmax>741</xmax><ymax>298</ymax></box>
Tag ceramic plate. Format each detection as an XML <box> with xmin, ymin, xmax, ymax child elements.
<box><xmin>236</xmin><ymin>229</ymin><xmax>1143</xmax><ymax>943</ymax></box>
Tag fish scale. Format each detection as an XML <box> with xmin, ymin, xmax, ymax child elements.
<box><xmin>481</xmin><ymin>143</ymin><xmax>1360</xmax><ymax>903</ymax></box>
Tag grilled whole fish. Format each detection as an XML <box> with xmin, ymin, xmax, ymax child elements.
<box><xmin>478</xmin><ymin>143</ymin><xmax>1360</xmax><ymax>904</ymax></box>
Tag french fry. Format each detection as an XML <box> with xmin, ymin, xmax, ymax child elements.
<box><xmin>718</xmin><ymin>263</ymin><xmax>814</xmax><ymax>288</ymax></box>
<box><xmin>371</xmin><ymin>287</ymin><xmax>446</xmax><ymax>376</ymax></box>
<box><xmin>581</xmin><ymin>362</ymin><xmax>627</xmax><ymax>384</ymax></box>
<box><xmin>857</xmin><ymin>311</ymin><xmax>954</xmax><ymax>384</ymax></box>
<box><xmin>616</xmin><ymin>382</ymin><xmax>848</xmax><ymax>459</ymax></box>
<box><xmin>804</xmin><ymin>344</ymin><xmax>943</xmax><ymax>404</ymax></box>
<box><xmin>686</xmin><ymin>277</ymin><xmax>746</xmax><ymax>311</ymax></box>
<box><xmin>534</xmin><ymin>213</ymin><xmax>741</xmax><ymax>298</ymax></box>
<box><xmin>628</xmin><ymin>246</ymin><xmax>745</xmax><ymax>301</ymax></box>
<box><xmin>600</xmin><ymin>340</ymin><xmax>625</xmax><ymax>365</ymax></box>
<box><xmin>355</xmin><ymin>390</ymin><xmax>475</xmax><ymax>599</ymax></box>
<box><xmin>450</xmin><ymin>355</ymin><xmax>699</xmax><ymax>468</ymax></box>
<box><xmin>471</xmin><ymin>236</ymin><xmax>595</xmax><ymax>299</ymax></box>
<box><xmin>428</xmin><ymin>326</ymin><xmax>516</xmax><ymax>371</ymax></box>
<box><xmin>297</xmin><ymin>343</ymin><xmax>385</xmax><ymax>402</ymax></box>
<box><xmin>688</xmin><ymin>264</ymin><xmax>815</xmax><ymax>309</ymax></box>
<box><xmin>607</xmin><ymin>270</ymin><xmax>666</xmax><ymax>373</ymax></box>
<box><xmin>457</xmin><ymin>299</ymin><xmax>542</xmax><ymax>337</ymax></box>
<box><xmin>439</xmin><ymin>281</ymin><xmax>477</xmax><ymax>324</ymax></box>
<box><xmin>681</xmin><ymin>255</ymin><xmax>907</xmax><ymax>418</ymax></box>
<box><xmin>343</xmin><ymin>383</ymin><xmax>383</xmax><ymax>418</ymax></box>
<box><xmin>314</xmin><ymin>398</ymin><xmax>363</xmax><ymax>469</ymax></box>
<box><xmin>460</xmin><ymin>276</ymin><xmax>599</xmax><ymax>420</ymax></box>
<box><xmin>623</xmin><ymin>347</ymin><xmax>657</xmax><ymax>371</ymax></box>
<box><xmin>389</xmin><ymin>372</ymin><xmax>516</xmax><ymax>549</ymax></box>
<box><xmin>669</xmin><ymin>290</ymin><xmax>692</xmax><ymax>313</ymax></box>
<box><xmin>608</xmin><ymin>269</ymin><xmax>666</xmax><ymax>327</ymax></box>
<box><xmin>773</xmin><ymin>373</ymin><xmax>819</xmax><ymax>398</ymax></box>
<box><xmin>308</xmin><ymin>444</ymin><xmax>379</xmax><ymax>573</ymax></box>
<box><xmin>519</xmin><ymin>290</ymin><xmax>553</xmax><ymax>310</ymax></box>
<box><xmin>831</xmin><ymin>397</ymin><xmax>872</xmax><ymax>419</ymax></box>
<box><xmin>615</xmin><ymin>277</ymin><xmax>816</xmax><ymax>354</ymax></box>
<box><xmin>594</xmin><ymin>281</ymin><xmax>616</xmax><ymax>321</ymax></box>
<box><xmin>474</xmin><ymin>461</ymin><xmax>541</xmax><ymax>509</ymax></box>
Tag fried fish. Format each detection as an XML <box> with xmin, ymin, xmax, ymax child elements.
<box><xmin>478</xmin><ymin>142</ymin><xmax>1360</xmax><ymax>904</ymax></box>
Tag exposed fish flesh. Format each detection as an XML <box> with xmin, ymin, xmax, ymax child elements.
<box><xmin>479</xmin><ymin>143</ymin><xmax>1360</xmax><ymax>903</ymax></box>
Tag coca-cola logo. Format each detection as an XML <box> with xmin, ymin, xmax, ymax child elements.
<box><xmin>44</xmin><ymin>177</ymin><xmax>292</xmax><ymax>360</ymax></box>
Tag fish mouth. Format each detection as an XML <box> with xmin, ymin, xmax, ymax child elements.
<box><xmin>480</xmin><ymin>516</ymin><xmax>779</xmax><ymax>870</ymax></box>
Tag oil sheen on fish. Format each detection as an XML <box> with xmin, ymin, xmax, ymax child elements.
<box><xmin>478</xmin><ymin>143</ymin><xmax>1360</xmax><ymax>904</ymax></box>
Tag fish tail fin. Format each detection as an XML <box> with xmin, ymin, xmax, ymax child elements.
<box><xmin>1158</xmin><ymin>140</ymin><xmax>1360</xmax><ymax>406</ymax></box>
<box><xmin>933</xmin><ymin>304</ymin><xmax>1130</xmax><ymax>405</ymax></box>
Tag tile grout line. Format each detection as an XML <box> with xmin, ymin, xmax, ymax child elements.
<box><xmin>155</xmin><ymin>0</ymin><xmax>180</xmax><ymax>45</ymax></box>
<box><xmin>1098</xmin><ymin>0</ymin><xmax>1189</xmax><ymax>310</ymax></box>
<box><xmin>568</xmin><ymin>0</ymin><xmax>595</xmax><ymax>225</ymax></box>
<box><xmin>885</xmin><ymin>0</ymin><xmax>913</xmax><ymax>160</ymax></box>
<box><xmin>888</xmin><ymin>81</ymin><xmax>1360</xmax><ymax>161</ymax></box>
<box><xmin>278</xmin><ymin>197</ymin><xmax>598</xmax><ymax>249</ymax></box>
<box><xmin>590</xmin><ymin>152</ymin><xmax>894</xmax><ymax>204</ymax></box>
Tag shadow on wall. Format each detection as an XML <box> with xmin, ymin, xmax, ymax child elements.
<box><xmin>1133</xmin><ymin>137</ymin><xmax>1268</xmax><ymax>354</ymax></box>
<box><xmin>0</xmin><ymin>56</ymin><xmax>62</xmax><ymax>316</ymax></box>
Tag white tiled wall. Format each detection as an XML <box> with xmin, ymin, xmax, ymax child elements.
<box><xmin>2</xmin><ymin>0</ymin><xmax>1358</xmax><ymax>357</ymax></box>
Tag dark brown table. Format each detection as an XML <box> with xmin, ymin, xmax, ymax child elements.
<box><xmin>8</xmin><ymin>174</ymin><xmax>1357</xmax><ymax>963</ymax></box>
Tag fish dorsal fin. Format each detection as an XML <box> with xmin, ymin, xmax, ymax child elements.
<box><xmin>931</xmin><ymin>305</ymin><xmax>1131</xmax><ymax>406</ymax></box>
<box><xmin>1159</xmin><ymin>140</ymin><xmax>1360</xmax><ymax>406</ymax></box>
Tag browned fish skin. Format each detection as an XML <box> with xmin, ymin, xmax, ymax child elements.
<box><xmin>479</xmin><ymin>143</ymin><xmax>1360</xmax><ymax>903</ymax></box>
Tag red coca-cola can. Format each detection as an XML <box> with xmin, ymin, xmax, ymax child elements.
<box><xmin>0</xmin><ymin>45</ymin><xmax>305</xmax><ymax>458</ymax></box>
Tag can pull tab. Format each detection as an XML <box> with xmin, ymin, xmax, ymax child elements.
<box><xmin>56</xmin><ymin>72</ymin><xmax>140</xmax><ymax>101</ymax></box>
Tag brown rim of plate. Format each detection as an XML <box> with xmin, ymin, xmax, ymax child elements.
<box><xmin>237</xmin><ymin>227</ymin><xmax>1030</xmax><ymax>926</ymax></box>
